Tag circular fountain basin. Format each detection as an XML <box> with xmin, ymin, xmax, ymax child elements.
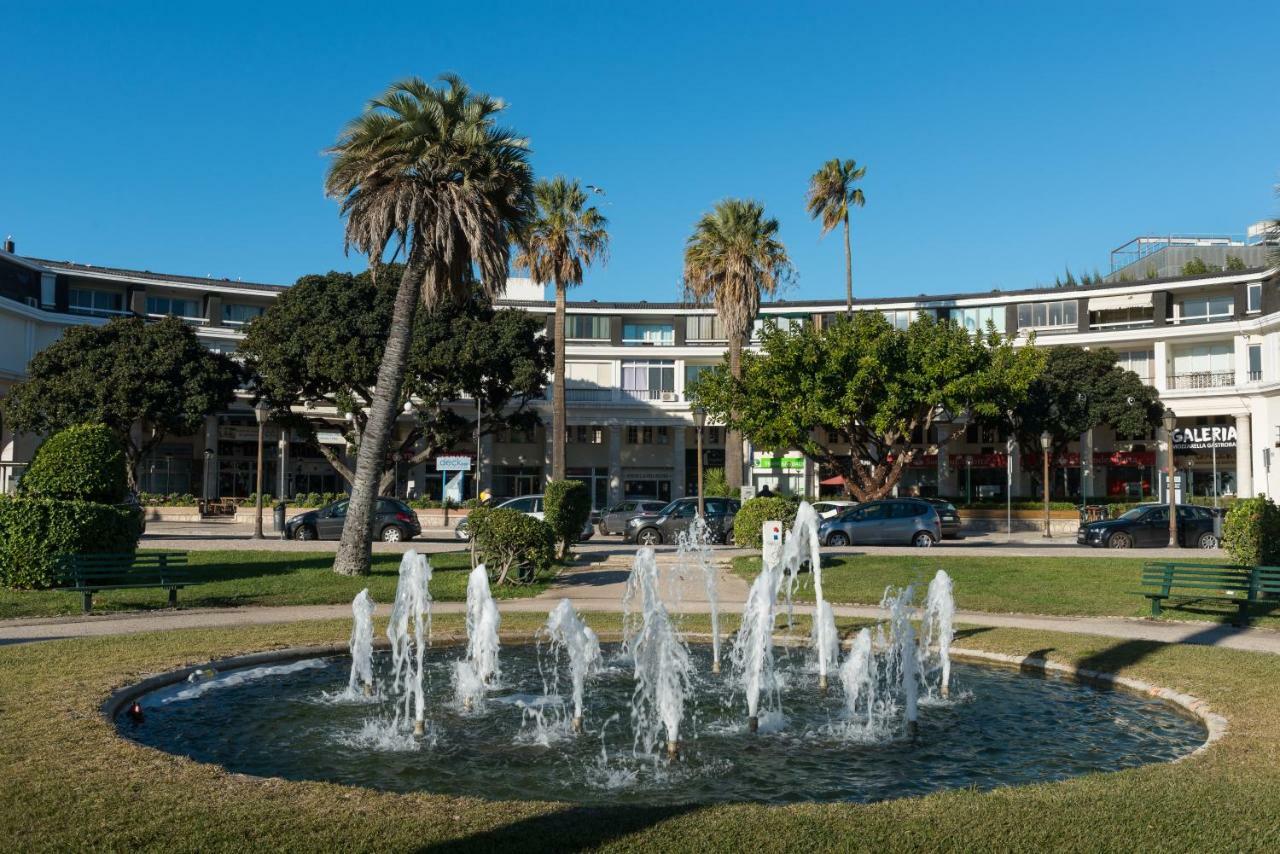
<box><xmin>116</xmin><ymin>643</ymin><xmax>1204</xmax><ymax>806</ymax></box>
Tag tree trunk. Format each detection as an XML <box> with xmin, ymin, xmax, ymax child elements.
<box><xmin>843</xmin><ymin>214</ymin><xmax>853</xmax><ymax>315</ymax></box>
<box><xmin>551</xmin><ymin>280</ymin><xmax>567</xmax><ymax>482</ymax></box>
<box><xmin>333</xmin><ymin>256</ymin><xmax>424</xmax><ymax>576</ymax></box>
<box><xmin>726</xmin><ymin>337</ymin><xmax>744</xmax><ymax>491</ymax></box>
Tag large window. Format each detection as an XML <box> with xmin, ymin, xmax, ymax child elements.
<box><xmin>68</xmin><ymin>288</ymin><xmax>124</xmax><ymax>316</ymax></box>
<box><xmin>1170</xmin><ymin>342</ymin><xmax>1234</xmax><ymax>388</ymax></box>
<box><xmin>1249</xmin><ymin>344</ymin><xmax>1263</xmax><ymax>381</ymax></box>
<box><xmin>622</xmin><ymin>322</ymin><xmax>674</xmax><ymax>346</ymax></box>
<box><xmin>951</xmin><ymin>305</ymin><xmax>1000</xmax><ymax>334</ymax></box>
<box><xmin>684</xmin><ymin>362</ymin><xmax>715</xmax><ymax>390</ymax></box>
<box><xmin>1247</xmin><ymin>282</ymin><xmax>1262</xmax><ymax>314</ymax></box>
<box><xmin>223</xmin><ymin>303</ymin><xmax>265</xmax><ymax>325</ymax></box>
<box><xmin>557</xmin><ymin>361</ymin><xmax>614</xmax><ymax>402</ymax></box>
<box><xmin>685</xmin><ymin>315</ymin><xmax>725</xmax><ymax>341</ymax></box>
<box><xmin>1177</xmin><ymin>295</ymin><xmax>1233</xmax><ymax>324</ymax></box>
<box><xmin>146</xmin><ymin>295</ymin><xmax>200</xmax><ymax>319</ymax></box>
<box><xmin>626</xmin><ymin>426</ymin><xmax>670</xmax><ymax>445</ymax></box>
<box><xmin>622</xmin><ymin>359</ymin><xmax>676</xmax><ymax>401</ymax></box>
<box><xmin>752</xmin><ymin>314</ymin><xmax>807</xmax><ymax>339</ymax></box>
<box><xmin>1114</xmin><ymin>350</ymin><xmax>1154</xmax><ymax>383</ymax></box>
<box><xmin>1016</xmin><ymin>300</ymin><xmax>1077</xmax><ymax>330</ymax></box>
<box><xmin>565</xmin><ymin>315</ymin><xmax>611</xmax><ymax>339</ymax></box>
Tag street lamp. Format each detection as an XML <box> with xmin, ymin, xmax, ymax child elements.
<box><xmin>1163</xmin><ymin>408</ymin><xmax>1178</xmax><ymax>546</ymax></box>
<box><xmin>202</xmin><ymin>447</ymin><xmax>213</xmax><ymax>513</ymax></box>
<box><xmin>693</xmin><ymin>406</ymin><xmax>707</xmax><ymax>518</ymax></box>
<box><xmin>252</xmin><ymin>400</ymin><xmax>269</xmax><ymax>539</ymax></box>
<box><xmin>1040</xmin><ymin>431</ymin><xmax>1052</xmax><ymax>538</ymax></box>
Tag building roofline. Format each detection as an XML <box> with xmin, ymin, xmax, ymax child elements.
<box><xmin>18</xmin><ymin>255</ymin><xmax>290</xmax><ymax>294</ymax></box>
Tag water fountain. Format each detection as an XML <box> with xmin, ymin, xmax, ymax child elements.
<box><xmin>677</xmin><ymin>515</ymin><xmax>721</xmax><ymax>673</ymax></box>
<box><xmin>628</xmin><ymin>548</ymin><xmax>693</xmax><ymax>757</ymax></box>
<box><xmin>881</xmin><ymin>584</ymin><xmax>921</xmax><ymax>737</ymax></box>
<box><xmin>785</xmin><ymin>502</ymin><xmax>837</xmax><ymax>690</ymax></box>
<box><xmin>347</xmin><ymin>588</ymin><xmax>376</xmax><ymax>698</ymax></box>
<box><xmin>540</xmin><ymin>598</ymin><xmax>602</xmax><ymax>732</ymax></box>
<box><xmin>731</xmin><ymin>520</ymin><xmax>785</xmax><ymax>732</ymax></box>
<box><xmin>838</xmin><ymin>627</ymin><xmax>876</xmax><ymax>728</ymax></box>
<box><xmin>921</xmin><ymin>570</ymin><xmax>956</xmax><ymax>699</ymax></box>
<box><xmin>387</xmin><ymin>550</ymin><xmax>433</xmax><ymax>735</ymax></box>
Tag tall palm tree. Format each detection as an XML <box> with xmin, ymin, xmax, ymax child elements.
<box><xmin>806</xmin><ymin>158</ymin><xmax>866</xmax><ymax>314</ymax></box>
<box><xmin>325</xmin><ymin>75</ymin><xmax>533</xmax><ymax>576</ymax></box>
<box><xmin>514</xmin><ymin>177</ymin><xmax>609</xmax><ymax>482</ymax></box>
<box><xmin>684</xmin><ymin>199</ymin><xmax>793</xmax><ymax>491</ymax></box>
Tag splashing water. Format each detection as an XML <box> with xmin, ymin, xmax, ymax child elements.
<box><xmin>347</xmin><ymin>588</ymin><xmax>376</xmax><ymax>698</ymax></box>
<box><xmin>839</xmin><ymin>627</ymin><xmax>876</xmax><ymax>727</ymax></box>
<box><xmin>629</xmin><ymin>548</ymin><xmax>693</xmax><ymax>757</ymax></box>
<box><xmin>785</xmin><ymin>502</ymin><xmax>835</xmax><ymax>688</ymax></box>
<box><xmin>387</xmin><ymin>550</ymin><xmax>433</xmax><ymax>734</ymax></box>
<box><xmin>540</xmin><ymin>598</ymin><xmax>603</xmax><ymax>726</ymax></box>
<box><xmin>921</xmin><ymin>570</ymin><xmax>956</xmax><ymax>700</ymax></box>
<box><xmin>677</xmin><ymin>515</ymin><xmax>720</xmax><ymax>672</ymax></box>
<box><xmin>730</xmin><ymin>529</ymin><xmax>785</xmax><ymax>728</ymax></box>
<box><xmin>881</xmin><ymin>584</ymin><xmax>922</xmax><ymax>735</ymax></box>
<box><xmin>466</xmin><ymin>565</ymin><xmax>501</xmax><ymax>685</ymax></box>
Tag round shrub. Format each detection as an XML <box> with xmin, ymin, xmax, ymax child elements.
<box><xmin>20</xmin><ymin>424</ymin><xmax>127</xmax><ymax>504</ymax></box>
<box><xmin>733</xmin><ymin>495</ymin><xmax>801</xmax><ymax>550</ymax></box>
<box><xmin>1221</xmin><ymin>495</ymin><xmax>1280</xmax><ymax>566</ymax></box>
<box><xmin>543</xmin><ymin>479</ymin><xmax>591</xmax><ymax>557</ymax></box>
<box><xmin>0</xmin><ymin>496</ymin><xmax>141</xmax><ymax>588</ymax></box>
<box><xmin>468</xmin><ymin>507</ymin><xmax>555</xmax><ymax>585</ymax></box>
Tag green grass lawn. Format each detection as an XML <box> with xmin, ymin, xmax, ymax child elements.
<box><xmin>732</xmin><ymin>554</ymin><xmax>1280</xmax><ymax>629</ymax></box>
<box><xmin>0</xmin><ymin>550</ymin><xmax>557</xmax><ymax>620</ymax></box>
<box><xmin>0</xmin><ymin>616</ymin><xmax>1277</xmax><ymax>851</ymax></box>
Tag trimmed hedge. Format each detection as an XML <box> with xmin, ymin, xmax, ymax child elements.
<box><xmin>733</xmin><ymin>495</ymin><xmax>801</xmax><ymax>549</ymax></box>
<box><xmin>0</xmin><ymin>497</ymin><xmax>141</xmax><ymax>589</ymax></box>
<box><xmin>544</xmin><ymin>479</ymin><xmax>591</xmax><ymax>558</ymax></box>
<box><xmin>467</xmin><ymin>507</ymin><xmax>555</xmax><ymax>585</ymax></box>
<box><xmin>1221</xmin><ymin>495</ymin><xmax>1280</xmax><ymax>567</ymax></box>
<box><xmin>20</xmin><ymin>424</ymin><xmax>127</xmax><ymax>504</ymax></box>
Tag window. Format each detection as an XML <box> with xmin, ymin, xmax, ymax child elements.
<box><xmin>559</xmin><ymin>361</ymin><xmax>613</xmax><ymax>402</ymax></box>
<box><xmin>223</xmin><ymin>303</ymin><xmax>265</xmax><ymax>325</ymax></box>
<box><xmin>685</xmin><ymin>315</ymin><xmax>725</xmax><ymax>341</ymax></box>
<box><xmin>951</xmin><ymin>306</ymin><xmax>1000</xmax><ymax>334</ymax></box>
<box><xmin>39</xmin><ymin>273</ymin><xmax>55</xmax><ymax>308</ymax></box>
<box><xmin>1178</xmin><ymin>295</ymin><xmax>1233</xmax><ymax>324</ymax></box>
<box><xmin>626</xmin><ymin>426</ymin><xmax>670</xmax><ymax>445</ymax></box>
<box><xmin>1247</xmin><ymin>282</ymin><xmax>1262</xmax><ymax>313</ymax></box>
<box><xmin>879</xmin><ymin>308</ymin><xmax>936</xmax><ymax>330</ymax></box>
<box><xmin>827</xmin><ymin>429</ymin><xmax>841</xmax><ymax>444</ymax></box>
<box><xmin>146</xmin><ymin>295</ymin><xmax>200</xmax><ymax>318</ymax></box>
<box><xmin>565</xmin><ymin>315</ymin><xmax>610</xmax><ymax>339</ymax></box>
<box><xmin>566</xmin><ymin>425</ymin><xmax>604</xmax><ymax>444</ymax></box>
<box><xmin>1089</xmin><ymin>306</ymin><xmax>1154</xmax><ymax>330</ymax></box>
<box><xmin>622</xmin><ymin>359</ymin><xmax>675</xmax><ymax>400</ymax></box>
<box><xmin>1249</xmin><ymin>344</ymin><xmax>1262</xmax><ymax>381</ymax></box>
<box><xmin>1016</xmin><ymin>300</ymin><xmax>1077</xmax><ymax>330</ymax></box>
<box><xmin>1171</xmin><ymin>342</ymin><xmax>1234</xmax><ymax>388</ymax></box>
<box><xmin>684</xmin><ymin>363</ymin><xmax>715</xmax><ymax>390</ymax></box>
<box><xmin>1114</xmin><ymin>350</ymin><xmax>1154</xmax><ymax>382</ymax></box>
<box><xmin>68</xmin><ymin>288</ymin><xmax>124</xmax><ymax>316</ymax></box>
<box><xmin>622</xmin><ymin>322</ymin><xmax>674</xmax><ymax>345</ymax></box>
<box><xmin>752</xmin><ymin>315</ymin><xmax>808</xmax><ymax>339</ymax></box>
<box><xmin>707</xmin><ymin>427</ymin><xmax>722</xmax><ymax>444</ymax></box>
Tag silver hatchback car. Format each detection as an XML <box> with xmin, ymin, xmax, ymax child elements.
<box><xmin>817</xmin><ymin>499</ymin><xmax>941</xmax><ymax>547</ymax></box>
<box><xmin>598</xmin><ymin>499</ymin><xmax>669</xmax><ymax>535</ymax></box>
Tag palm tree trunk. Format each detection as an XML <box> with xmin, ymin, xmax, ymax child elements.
<box><xmin>551</xmin><ymin>280</ymin><xmax>567</xmax><ymax>482</ymax></box>
<box><xmin>843</xmin><ymin>214</ymin><xmax>853</xmax><ymax>314</ymax></box>
<box><xmin>726</xmin><ymin>336</ymin><xmax>744</xmax><ymax>491</ymax></box>
<box><xmin>333</xmin><ymin>254</ymin><xmax>424</xmax><ymax>576</ymax></box>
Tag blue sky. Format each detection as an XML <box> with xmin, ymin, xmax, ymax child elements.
<box><xmin>2</xmin><ymin>1</ymin><xmax>1276</xmax><ymax>302</ymax></box>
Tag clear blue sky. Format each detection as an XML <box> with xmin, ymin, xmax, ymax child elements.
<box><xmin>2</xmin><ymin>1</ymin><xmax>1276</xmax><ymax>302</ymax></box>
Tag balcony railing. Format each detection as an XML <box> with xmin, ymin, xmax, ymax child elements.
<box><xmin>546</xmin><ymin>387</ymin><xmax>614</xmax><ymax>402</ymax></box>
<box><xmin>1249</xmin><ymin>370</ymin><xmax>1263</xmax><ymax>382</ymax></box>
<box><xmin>622</xmin><ymin>388</ymin><xmax>680</xmax><ymax>403</ymax></box>
<box><xmin>1169</xmin><ymin>371</ymin><xmax>1235</xmax><ymax>390</ymax></box>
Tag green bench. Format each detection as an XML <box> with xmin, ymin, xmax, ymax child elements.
<box><xmin>1138</xmin><ymin>561</ymin><xmax>1280</xmax><ymax>626</ymax></box>
<box><xmin>53</xmin><ymin>552</ymin><xmax>191</xmax><ymax>614</ymax></box>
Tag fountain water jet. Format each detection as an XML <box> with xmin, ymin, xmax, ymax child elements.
<box><xmin>921</xmin><ymin>570</ymin><xmax>956</xmax><ymax>699</ymax></box>
<box><xmin>839</xmin><ymin>627</ymin><xmax>876</xmax><ymax>727</ymax></box>
<box><xmin>731</xmin><ymin>520</ymin><xmax>785</xmax><ymax>732</ymax></box>
<box><xmin>387</xmin><ymin>551</ymin><xmax>432</xmax><ymax>735</ymax></box>
<box><xmin>881</xmin><ymin>584</ymin><xmax>921</xmax><ymax>737</ymax></box>
<box><xmin>629</xmin><ymin>548</ymin><xmax>693</xmax><ymax>758</ymax></box>
<box><xmin>541</xmin><ymin>598</ymin><xmax>602</xmax><ymax>732</ymax></box>
<box><xmin>785</xmin><ymin>502</ymin><xmax>834</xmax><ymax>689</ymax></box>
<box><xmin>677</xmin><ymin>515</ymin><xmax>720</xmax><ymax>673</ymax></box>
<box><xmin>347</xmin><ymin>589</ymin><xmax>376</xmax><ymax>698</ymax></box>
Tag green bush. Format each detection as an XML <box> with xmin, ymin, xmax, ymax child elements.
<box><xmin>544</xmin><ymin>479</ymin><xmax>591</xmax><ymax>558</ymax></box>
<box><xmin>1221</xmin><ymin>495</ymin><xmax>1280</xmax><ymax>566</ymax></box>
<box><xmin>138</xmin><ymin>492</ymin><xmax>198</xmax><ymax>507</ymax></box>
<box><xmin>468</xmin><ymin>507</ymin><xmax>555</xmax><ymax>585</ymax></box>
<box><xmin>702</xmin><ymin>467</ymin><xmax>737</xmax><ymax>498</ymax></box>
<box><xmin>0</xmin><ymin>496</ymin><xmax>141</xmax><ymax>589</ymax></box>
<box><xmin>733</xmin><ymin>495</ymin><xmax>801</xmax><ymax>549</ymax></box>
<box><xmin>19</xmin><ymin>424</ymin><xmax>127</xmax><ymax>504</ymax></box>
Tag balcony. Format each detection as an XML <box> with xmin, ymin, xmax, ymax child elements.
<box><xmin>545</xmin><ymin>387</ymin><xmax>615</xmax><ymax>403</ymax></box>
<box><xmin>621</xmin><ymin>389</ymin><xmax>681</xmax><ymax>403</ymax></box>
<box><xmin>1249</xmin><ymin>370</ymin><xmax>1263</xmax><ymax>382</ymax></box>
<box><xmin>1169</xmin><ymin>371</ymin><xmax>1235</xmax><ymax>390</ymax></box>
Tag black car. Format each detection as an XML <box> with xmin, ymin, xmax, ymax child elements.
<box><xmin>286</xmin><ymin>497</ymin><xmax>421</xmax><ymax>542</ymax></box>
<box><xmin>623</xmin><ymin>497</ymin><xmax>741</xmax><ymax>546</ymax></box>
<box><xmin>1077</xmin><ymin>503</ymin><xmax>1219</xmax><ymax>550</ymax></box>
<box><xmin>922</xmin><ymin>498</ymin><xmax>962</xmax><ymax>539</ymax></box>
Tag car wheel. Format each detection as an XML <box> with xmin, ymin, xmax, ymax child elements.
<box><xmin>293</xmin><ymin>526</ymin><xmax>316</xmax><ymax>541</ymax></box>
<box><xmin>381</xmin><ymin>525</ymin><xmax>404</xmax><ymax>543</ymax></box>
<box><xmin>1197</xmin><ymin>532</ymin><xmax>1218</xmax><ymax>549</ymax></box>
<box><xmin>598</xmin><ymin>522</ymin><xmax>609</xmax><ymax>536</ymax></box>
<box><xmin>912</xmin><ymin>531</ymin><xmax>935</xmax><ymax>548</ymax></box>
<box><xmin>826</xmin><ymin>531</ymin><xmax>850</xmax><ymax>547</ymax></box>
<box><xmin>1108</xmin><ymin>532</ymin><xmax>1133</xmax><ymax>549</ymax></box>
<box><xmin>637</xmin><ymin>528</ymin><xmax>662</xmax><ymax>546</ymax></box>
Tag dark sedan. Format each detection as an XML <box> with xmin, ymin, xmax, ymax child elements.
<box><xmin>923</xmin><ymin>498</ymin><xmax>962</xmax><ymax>539</ymax></box>
<box><xmin>1077</xmin><ymin>503</ymin><xmax>1220</xmax><ymax>549</ymax></box>
<box><xmin>286</xmin><ymin>497</ymin><xmax>421</xmax><ymax>542</ymax></box>
<box><xmin>623</xmin><ymin>497</ymin><xmax>741</xmax><ymax>546</ymax></box>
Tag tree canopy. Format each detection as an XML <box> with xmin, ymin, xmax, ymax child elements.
<box><xmin>691</xmin><ymin>312</ymin><xmax>1043</xmax><ymax>500</ymax></box>
<box><xmin>2</xmin><ymin>316</ymin><xmax>241</xmax><ymax>487</ymax></box>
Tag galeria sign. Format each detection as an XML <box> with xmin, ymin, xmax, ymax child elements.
<box><xmin>1171</xmin><ymin>425</ymin><xmax>1237</xmax><ymax>451</ymax></box>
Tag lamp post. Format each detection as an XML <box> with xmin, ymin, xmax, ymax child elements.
<box><xmin>252</xmin><ymin>401</ymin><xmax>269</xmax><ymax>539</ymax></box>
<box><xmin>202</xmin><ymin>447</ymin><xmax>212</xmax><ymax>513</ymax></box>
<box><xmin>693</xmin><ymin>406</ymin><xmax>707</xmax><ymax>518</ymax></box>
<box><xmin>1164</xmin><ymin>408</ymin><xmax>1178</xmax><ymax>546</ymax></box>
<box><xmin>1040</xmin><ymin>431</ymin><xmax>1052</xmax><ymax>538</ymax></box>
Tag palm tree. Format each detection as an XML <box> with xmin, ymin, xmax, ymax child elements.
<box><xmin>514</xmin><ymin>177</ymin><xmax>609</xmax><ymax>482</ymax></box>
<box><xmin>324</xmin><ymin>75</ymin><xmax>533</xmax><ymax>576</ymax></box>
<box><xmin>806</xmin><ymin>158</ymin><xmax>866</xmax><ymax>314</ymax></box>
<box><xmin>683</xmin><ymin>199</ymin><xmax>793</xmax><ymax>491</ymax></box>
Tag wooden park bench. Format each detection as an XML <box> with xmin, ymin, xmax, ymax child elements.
<box><xmin>53</xmin><ymin>552</ymin><xmax>191</xmax><ymax>614</ymax></box>
<box><xmin>1138</xmin><ymin>561</ymin><xmax>1280</xmax><ymax>626</ymax></box>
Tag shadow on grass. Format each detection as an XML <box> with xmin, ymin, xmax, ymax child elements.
<box><xmin>420</xmin><ymin>803</ymin><xmax>703</xmax><ymax>854</ymax></box>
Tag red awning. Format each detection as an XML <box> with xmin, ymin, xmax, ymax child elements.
<box><xmin>819</xmin><ymin>475</ymin><xmax>845</xmax><ymax>486</ymax></box>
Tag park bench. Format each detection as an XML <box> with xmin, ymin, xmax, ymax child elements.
<box><xmin>53</xmin><ymin>552</ymin><xmax>191</xmax><ymax>614</ymax></box>
<box><xmin>1138</xmin><ymin>561</ymin><xmax>1280</xmax><ymax>626</ymax></box>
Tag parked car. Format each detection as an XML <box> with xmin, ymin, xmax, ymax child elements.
<box><xmin>286</xmin><ymin>497</ymin><xmax>421</xmax><ymax>542</ymax></box>
<box><xmin>811</xmin><ymin>500</ymin><xmax>857</xmax><ymax>519</ymax></box>
<box><xmin>817</xmin><ymin>499</ymin><xmax>941</xmax><ymax>547</ymax></box>
<box><xmin>454</xmin><ymin>494</ymin><xmax>594</xmax><ymax>543</ymax></box>
<box><xmin>922</xmin><ymin>498</ymin><xmax>963</xmax><ymax>539</ymax></box>
<box><xmin>1077</xmin><ymin>503</ymin><xmax>1220</xmax><ymax>549</ymax></box>
<box><xmin>623</xmin><ymin>497</ymin><xmax>741</xmax><ymax>546</ymax></box>
<box><xmin>598</xmin><ymin>499</ymin><xmax>670</xmax><ymax>535</ymax></box>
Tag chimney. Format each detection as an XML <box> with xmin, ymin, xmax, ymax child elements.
<box><xmin>2</xmin><ymin>236</ymin><xmax>13</xmax><ymax>254</ymax></box>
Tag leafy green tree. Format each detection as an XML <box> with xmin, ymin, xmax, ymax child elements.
<box><xmin>691</xmin><ymin>312</ymin><xmax>1042</xmax><ymax>500</ymax></box>
<box><xmin>514</xmin><ymin>177</ymin><xmax>610</xmax><ymax>481</ymax></box>
<box><xmin>543</xmin><ymin>479</ymin><xmax>591</xmax><ymax>559</ymax></box>
<box><xmin>806</xmin><ymin>158</ymin><xmax>866</xmax><ymax>314</ymax></box>
<box><xmin>684</xmin><ymin>199</ymin><xmax>793</xmax><ymax>491</ymax></box>
<box><xmin>1181</xmin><ymin>257</ymin><xmax>1211</xmax><ymax>276</ymax></box>
<box><xmin>240</xmin><ymin>269</ymin><xmax>550</xmax><ymax>494</ymax></box>
<box><xmin>1010</xmin><ymin>346</ymin><xmax>1164</xmax><ymax>497</ymax></box>
<box><xmin>1225</xmin><ymin>255</ymin><xmax>1247</xmax><ymax>271</ymax></box>
<box><xmin>324</xmin><ymin>75</ymin><xmax>533</xmax><ymax>576</ymax></box>
<box><xmin>2</xmin><ymin>316</ymin><xmax>240</xmax><ymax>489</ymax></box>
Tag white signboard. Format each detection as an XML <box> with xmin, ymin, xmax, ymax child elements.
<box><xmin>435</xmin><ymin>455</ymin><xmax>473</xmax><ymax>472</ymax></box>
<box><xmin>762</xmin><ymin>520</ymin><xmax>784</xmax><ymax>568</ymax></box>
<box><xmin>739</xmin><ymin>484</ymin><xmax>757</xmax><ymax>501</ymax></box>
<box><xmin>1172</xmin><ymin>425</ymin><xmax>1236</xmax><ymax>451</ymax></box>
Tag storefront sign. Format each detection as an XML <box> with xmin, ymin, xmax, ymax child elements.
<box><xmin>435</xmin><ymin>455</ymin><xmax>473</xmax><ymax>472</ymax></box>
<box><xmin>950</xmin><ymin>453</ymin><xmax>1008</xmax><ymax>469</ymax></box>
<box><xmin>218</xmin><ymin>426</ymin><xmax>280</xmax><ymax>443</ymax></box>
<box><xmin>1094</xmin><ymin>451</ymin><xmax>1156</xmax><ymax>467</ymax></box>
<box><xmin>753</xmin><ymin>455</ymin><xmax>805</xmax><ymax>471</ymax></box>
<box><xmin>1172</xmin><ymin>425</ymin><xmax>1236</xmax><ymax>451</ymax></box>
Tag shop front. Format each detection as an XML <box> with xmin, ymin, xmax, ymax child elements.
<box><xmin>622</xmin><ymin>468</ymin><xmax>672</xmax><ymax>502</ymax></box>
<box><xmin>752</xmin><ymin>452</ymin><xmax>806</xmax><ymax>495</ymax></box>
<box><xmin>950</xmin><ymin>452</ymin><xmax>1008</xmax><ymax>502</ymax></box>
<box><xmin>1172</xmin><ymin>420</ymin><xmax>1237</xmax><ymax>502</ymax></box>
<box><xmin>1098</xmin><ymin>450</ymin><xmax>1157</xmax><ymax>500</ymax></box>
